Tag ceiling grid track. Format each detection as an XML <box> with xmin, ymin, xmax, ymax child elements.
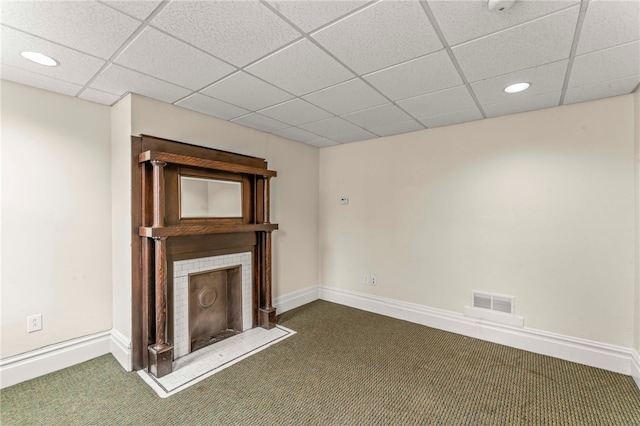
<box><xmin>559</xmin><ymin>0</ymin><xmax>590</xmax><ymax>106</ymax></box>
<box><xmin>419</xmin><ymin>0</ymin><xmax>487</xmax><ymax>120</ymax></box>
<box><xmin>74</xmin><ymin>0</ymin><xmax>172</xmax><ymax>99</ymax></box>
<box><xmin>259</xmin><ymin>0</ymin><xmax>424</xmax><ymax>139</ymax></box>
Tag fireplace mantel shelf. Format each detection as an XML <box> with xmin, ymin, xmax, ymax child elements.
<box><xmin>139</xmin><ymin>150</ymin><xmax>277</xmax><ymax>177</ymax></box>
<box><xmin>139</xmin><ymin>223</ymin><xmax>278</xmax><ymax>238</ymax></box>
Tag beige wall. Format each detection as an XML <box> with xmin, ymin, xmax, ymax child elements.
<box><xmin>320</xmin><ymin>95</ymin><xmax>637</xmax><ymax>348</ymax></box>
<box><xmin>2</xmin><ymin>78</ymin><xmax>635</xmax><ymax>365</ymax></box>
<box><xmin>1</xmin><ymin>81</ymin><xmax>112</xmax><ymax>358</ymax></box>
<box><xmin>110</xmin><ymin>94</ymin><xmax>319</xmax><ymax>345</ymax></box>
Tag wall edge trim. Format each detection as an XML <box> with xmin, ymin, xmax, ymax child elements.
<box><xmin>274</xmin><ymin>285</ymin><xmax>320</xmax><ymax>314</ymax></box>
<box><xmin>319</xmin><ymin>285</ymin><xmax>638</xmax><ymax>387</ymax></box>
<box><xmin>631</xmin><ymin>349</ymin><xmax>640</xmax><ymax>389</ymax></box>
<box><xmin>0</xmin><ymin>331</ymin><xmax>111</xmax><ymax>389</ymax></box>
<box><xmin>110</xmin><ymin>328</ymin><xmax>132</xmax><ymax>372</ymax></box>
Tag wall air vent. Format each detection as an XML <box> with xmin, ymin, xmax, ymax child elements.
<box><xmin>472</xmin><ymin>291</ymin><xmax>514</xmax><ymax>314</ymax></box>
<box><xmin>464</xmin><ymin>291</ymin><xmax>523</xmax><ymax>327</ymax></box>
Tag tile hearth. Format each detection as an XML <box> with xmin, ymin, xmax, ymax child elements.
<box><xmin>138</xmin><ymin>325</ymin><xmax>295</xmax><ymax>398</ymax></box>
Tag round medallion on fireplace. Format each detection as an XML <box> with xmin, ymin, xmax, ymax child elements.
<box><xmin>197</xmin><ymin>288</ymin><xmax>217</xmax><ymax>308</ymax></box>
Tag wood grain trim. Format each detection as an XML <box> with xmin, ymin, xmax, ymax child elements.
<box><xmin>139</xmin><ymin>223</ymin><xmax>278</xmax><ymax>238</ymax></box>
<box><xmin>139</xmin><ymin>151</ymin><xmax>277</xmax><ymax>177</ymax></box>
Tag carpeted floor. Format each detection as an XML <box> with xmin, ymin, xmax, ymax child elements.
<box><xmin>1</xmin><ymin>300</ymin><xmax>639</xmax><ymax>425</ymax></box>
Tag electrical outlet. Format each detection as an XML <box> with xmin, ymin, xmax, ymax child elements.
<box><xmin>27</xmin><ymin>314</ymin><xmax>43</xmax><ymax>333</ymax></box>
<box><xmin>371</xmin><ymin>275</ymin><xmax>377</xmax><ymax>286</ymax></box>
<box><xmin>363</xmin><ymin>274</ymin><xmax>369</xmax><ymax>285</ymax></box>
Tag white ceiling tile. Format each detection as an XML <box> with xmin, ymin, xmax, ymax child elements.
<box><xmin>429</xmin><ymin>0</ymin><xmax>579</xmax><ymax>46</ymax></box>
<box><xmin>418</xmin><ymin>107</ymin><xmax>483</xmax><ymax>129</ymax></box>
<box><xmin>576</xmin><ymin>0</ymin><xmax>640</xmax><ymax>55</ymax></box>
<box><xmin>332</xmin><ymin>129</ymin><xmax>377</xmax><ymax>143</ymax></box>
<box><xmin>453</xmin><ymin>6</ymin><xmax>579</xmax><ymax>82</ymax></box>
<box><xmin>299</xmin><ymin>117</ymin><xmax>362</xmax><ymax>138</ymax></box>
<box><xmin>306</xmin><ymin>137</ymin><xmax>340</xmax><ymax>148</ymax></box>
<box><xmin>201</xmin><ymin>72</ymin><xmax>294</xmax><ymax>111</ymax></box>
<box><xmin>364</xmin><ymin>50</ymin><xmax>462</xmax><ymax>101</ymax></box>
<box><xmin>90</xmin><ymin>64</ymin><xmax>191</xmax><ymax>103</ymax></box>
<box><xmin>312</xmin><ymin>0</ymin><xmax>442</xmax><ymax>74</ymax></box>
<box><xmin>79</xmin><ymin>88</ymin><xmax>122</xmax><ymax>105</ymax></box>
<box><xmin>175</xmin><ymin>93</ymin><xmax>249</xmax><ymax>120</ymax></box>
<box><xmin>569</xmin><ymin>41</ymin><xmax>640</xmax><ymax>88</ymax></box>
<box><xmin>0</xmin><ymin>1</ymin><xmax>141</xmax><ymax>59</ymax></box>
<box><xmin>231</xmin><ymin>113</ymin><xmax>290</xmax><ymax>133</ymax></box>
<box><xmin>245</xmin><ymin>39</ymin><xmax>354</xmax><ymax>96</ymax></box>
<box><xmin>368</xmin><ymin>120</ymin><xmax>425</xmax><ymax>137</ymax></box>
<box><xmin>151</xmin><ymin>1</ymin><xmax>300</xmax><ymax>67</ymax></box>
<box><xmin>1</xmin><ymin>64</ymin><xmax>83</xmax><ymax>97</ymax></box>
<box><xmin>272</xmin><ymin>127</ymin><xmax>322</xmax><ymax>143</ymax></box>
<box><xmin>266</xmin><ymin>0</ymin><xmax>369</xmax><ymax>32</ymax></box>
<box><xmin>259</xmin><ymin>99</ymin><xmax>333</xmax><ymax>126</ymax></box>
<box><xmin>1</xmin><ymin>0</ymin><xmax>635</xmax><ymax>144</ymax></box>
<box><xmin>397</xmin><ymin>85</ymin><xmax>477</xmax><ymax>118</ymax></box>
<box><xmin>1</xmin><ymin>26</ymin><xmax>106</xmax><ymax>86</ymax></box>
<box><xmin>483</xmin><ymin>91</ymin><xmax>561</xmax><ymax>118</ymax></box>
<box><xmin>101</xmin><ymin>1</ymin><xmax>163</xmax><ymax>21</ymax></box>
<box><xmin>342</xmin><ymin>103</ymin><xmax>412</xmax><ymax>129</ymax></box>
<box><xmin>302</xmin><ymin>78</ymin><xmax>387</xmax><ymax>115</ymax></box>
<box><xmin>564</xmin><ymin>75</ymin><xmax>640</xmax><ymax>105</ymax></box>
<box><xmin>472</xmin><ymin>60</ymin><xmax>568</xmax><ymax>105</ymax></box>
<box><xmin>115</xmin><ymin>27</ymin><xmax>235</xmax><ymax>91</ymax></box>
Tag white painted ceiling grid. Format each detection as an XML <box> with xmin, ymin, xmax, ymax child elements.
<box><xmin>1</xmin><ymin>0</ymin><xmax>638</xmax><ymax>148</ymax></box>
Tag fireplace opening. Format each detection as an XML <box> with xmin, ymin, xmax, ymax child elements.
<box><xmin>189</xmin><ymin>266</ymin><xmax>242</xmax><ymax>353</ymax></box>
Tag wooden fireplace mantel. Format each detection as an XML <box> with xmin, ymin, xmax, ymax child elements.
<box><xmin>132</xmin><ymin>135</ymin><xmax>278</xmax><ymax>378</ymax></box>
<box><xmin>138</xmin><ymin>150</ymin><xmax>277</xmax><ymax>177</ymax></box>
<box><xmin>139</xmin><ymin>223</ymin><xmax>278</xmax><ymax>238</ymax></box>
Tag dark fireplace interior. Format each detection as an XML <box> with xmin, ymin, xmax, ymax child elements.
<box><xmin>189</xmin><ymin>266</ymin><xmax>242</xmax><ymax>353</ymax></box>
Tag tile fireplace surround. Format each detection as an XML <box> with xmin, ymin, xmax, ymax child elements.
<box><xmin>173</xmin><ymin>252</ymin><xmax>252</xmax><ymax>359</ymax></box>
<box><xmin>135</xmin><ymin>250</ymin><xmax>295</xmax><ymax>398</ymax></box>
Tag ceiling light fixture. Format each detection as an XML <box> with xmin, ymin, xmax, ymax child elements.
<box><xmin>20</xmin><ymin>51</ymin><xmax>59</xmax><ymax>67</ymax></box>
<box><xmin>504</xmin><ymin>82</ymin><xmax>530</xmax><ymax>94</ymax></box>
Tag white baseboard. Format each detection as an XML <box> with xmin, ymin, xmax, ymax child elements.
<box><xmin>110</xmin><ymin>328</ymin><xmax>132</xmax><ymax>372</ymax></box>
<box><xmin>4</xmin><ymin>288</ymin><xmax>637</xmax><ymax>392</ymax></box>
<box><xmin>0</xmin><ymin>286</ymin><xmax>318</xmax><ymax>389</ymax></box>
<box><xmin>631</xmin><ymin>350</ymin><xmax>640</xmax><ymax>389</ymax></box>
<box><xmin>274</xmin><ymin>285</ymin><xmax>320</xmax><ymax>314</ymax></box>
<box><xmin>0</xmin><ymin>331</ymin><xmax>111</xmax><ymax>389</ymax></box>
<box><xmin>319</xmin><ymin>285</ymin><xmax>640</xmax><ymax>390</ymax></box>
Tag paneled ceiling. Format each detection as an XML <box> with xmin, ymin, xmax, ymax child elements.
<box><xmin>1</xmin><ymin>0</ymin><xmax>639</xmax><ymax>147</ymax></box>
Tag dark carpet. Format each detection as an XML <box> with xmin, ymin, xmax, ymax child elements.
<box><xmin>1</xmin><ymin>300</ymin><xmax>639</xmax><ymax>425</ymax></box>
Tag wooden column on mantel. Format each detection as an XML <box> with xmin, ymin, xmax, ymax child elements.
<box><xmin>135</xmin><ymin>138</ymin><xmax>278</xmax><ymax>378</ymax></box>
<box><xmin>147</xmin><ymin>160</ymin><xmax>173</xmax><ymax>378</ymax></box>
<box><xmin>259</xmin><ymin>176</ymin><xmax>276</xmax><ymax>329</ymax></box>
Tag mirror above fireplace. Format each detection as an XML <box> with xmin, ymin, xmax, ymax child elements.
<box><xmin>180</xmin><ymin>176</ymin><xmax>242</xmax><ymax>218</ymax></box>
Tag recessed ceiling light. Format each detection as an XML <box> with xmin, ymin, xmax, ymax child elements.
<box><xmin>20</xmin><ymin>51</ymin><xmax>59</xmax><ymax>67</ymax></box>
<box><xmin>504</xmin><ymin>82</ymin><xmax>530</xmax><ymax>94</ymax></box>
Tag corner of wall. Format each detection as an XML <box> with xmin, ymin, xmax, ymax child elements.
<box><xmin>631</xmin><ymin>348</ymin><xmax>640</xmax><ymax>390</ymax></box>
<box><xmin>634</xmin><ymin>89</ymin><xmax>640</xmax><ymax>355</ymax></box>
<box><xmin>110</xmin><ymin>95</ymin><xmax>133</xmax><ymax>354</ymax></box>
<box><xmin>110</xmin><ymin>329</ymin><xmax>132</xmax><ymax>372</ymax></box>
